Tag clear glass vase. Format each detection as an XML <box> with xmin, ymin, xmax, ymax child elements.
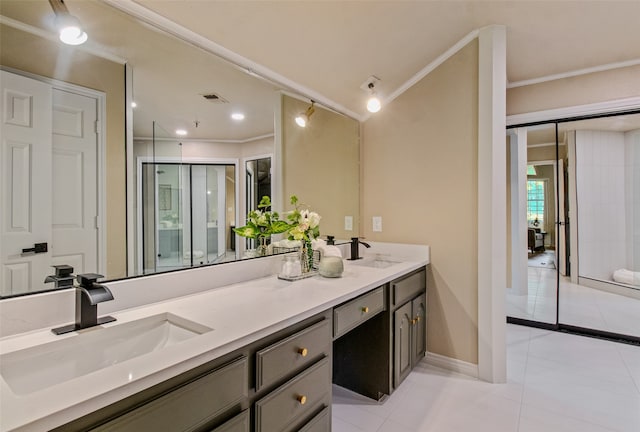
<box><xmin>256</xmin><ymin>236</ymin><xmax>269</xmax><ymax>257</ymax></box>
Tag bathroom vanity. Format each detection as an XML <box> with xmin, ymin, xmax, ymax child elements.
<box><xmin>0</xmin><ymin>243</ymin><xmax>429</xmax><ymax>432</ymax></box>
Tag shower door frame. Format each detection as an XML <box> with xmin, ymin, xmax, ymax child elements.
<box><xmin>507</xmin><ymin>101</ymin><xmax>640</xmax><ymax>345</ymax></box>
<box><xmin>136</xmin><ymin>156</ymin><xmax>239</xmax><ymax>275</ymax></box>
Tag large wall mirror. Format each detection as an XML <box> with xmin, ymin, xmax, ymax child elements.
<box><xmin>0</xmin><ymin>0</ymin><xmax>360</xmax><ymax>298</ymax></box>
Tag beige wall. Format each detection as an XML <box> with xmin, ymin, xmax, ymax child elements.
<box><xmin>362</xmin><ymin>40</ymin><xmax>479</xmax><ymax>364</ymax></box>
<box><xmin>281</xmin><ymin>95</ymin><xmax>360</xmax><ymax>239</ymax></box>
<box><xmin>1</xmin><ymin>24</ymin><xmax>127</xmax><ymax>279</ymax></box>
<box><xmin>507</xmin><ymin>64</ymin><xmax>640</xmax><ymax>115</ymax></box>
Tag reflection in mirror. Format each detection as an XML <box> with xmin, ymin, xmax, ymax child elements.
<box><xmin>558</xmin><ymin>114</ymin><xmax>640</xmax><ymax>292</ymax></box>
<box><xmin>507</xmin><ymin>112</ymin><xmax>640</xmax><ymax>339</ymax></box>
<box><xmin>245</xmin><ymin>157</ymin><xmax>272</xmax><ymax>251</ymax></box>
<box><xmin>0</xmin><ymin>0</ymin><xmax>360</xmax><ymax>299</ymax></box>
<box><xmin>141</xmin><ymin>161</ymin><xmax>236</xmax><ymax>274</ymax></box>
<box><xmin>136</xmin><ymin>122</ymin><xmax>238</xmax><ymax>276</ymax></box>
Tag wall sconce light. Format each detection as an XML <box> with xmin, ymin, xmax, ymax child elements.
<box><xmin>48</xmin><ymin>0</ymin><xmax>88</xmax><ymax>45</ymax></box>
<box><xmin>366</xmin><ymin>83</ymin><xmax>381</xmax><ymax>113</ymax></box>
<box><xmin>295</xmin><ymin>101</ymin><xmax>315</xmax><ymax>128</ymax></box>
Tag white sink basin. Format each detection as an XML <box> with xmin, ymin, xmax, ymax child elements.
<box><xmin>351</xmin><ymin>257</ymin><xmax>401</xmax><ymax>269</ymax></box>
<box><xmin>0</xmin><ymin>313</ymin><xmax>211</xmax><ymax>395</ymax></box>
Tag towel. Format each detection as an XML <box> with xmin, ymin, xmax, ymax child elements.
<box><xmin>613</xmin><ymin>269</ymin><xmax>640</xmax><ymax>287</ymax></box>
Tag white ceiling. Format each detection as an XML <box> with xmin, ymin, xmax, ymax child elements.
<box><xmin>3</xmin><ymin>1</ymin><xmax>640</xmax><ymax>140</ymax></box>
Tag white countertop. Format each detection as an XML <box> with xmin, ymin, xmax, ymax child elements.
<box><xmin>0</xmin><ymin>244</ymin><xmax>429</xmax><ymax>432</ymax></box>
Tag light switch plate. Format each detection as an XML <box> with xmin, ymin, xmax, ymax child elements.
<box><xmin>344</xmin><ymin>216</ymin><xmax>353</xmax><ymax>231</ymax></box>
<box><xmin>372</xmin><ymin>216</ymin><xmax>382</xmax><ymax>232</ymax></box>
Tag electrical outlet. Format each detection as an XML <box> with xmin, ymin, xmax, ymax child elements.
<box><xmin>344</xmin><ymin>216</ymin><xmax>353</xmax><ymax>231</ymax></box>
<box><xmin>372</xmin><ymin>216</ymin><xmax>382</xmax><ymax>232</ymax></box>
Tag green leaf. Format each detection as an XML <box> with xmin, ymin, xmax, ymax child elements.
<box><xmin>290</xmin><ymin>195</ymin><xmax>298</xmax><ymax>206</ymax></box>
<box><xmin>233</xmin><ymin>225</ymin><xmax>256</xmax><ymax>239</ymax></box>
<box><xmin>258</xmin><ymin>195</ymin><xmax>272</xmax><ymax>209</ymax></box>
<box><xmin>268</xmin><ymin>220</ymin><xmax>291</xmax><ymax>234</ymax></box>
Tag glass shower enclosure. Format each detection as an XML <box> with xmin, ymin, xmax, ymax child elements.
<box><xmin>139</xmin><ymin>122</ymin><xmax>236</xmax><ymax>274</ymax></box>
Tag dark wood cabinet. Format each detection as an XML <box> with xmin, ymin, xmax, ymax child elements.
<box><xmin>393</xmin><ymin>301</ymin><xmax>413</xmax><ymax>386</ymax></box>
<box><xmin>90</xmin><ymin>356</ymin><xmax>248</xmax><ymax>432</ymax></box>
<box><xmin>333</xmin><ymin>266</ymin><xmax>427</xmax><ymax>400</ymax></box>
<box><xmin>392</xmin><ymin>269</ymin><xmax>427</xmax><ymax>388</ymax></box>
<box><xmin>58</xmin><ymin>312</ymin><xmax>332</xmax><ymax>432</ymax></box>
<box><xmin>393</xmin><ymin>293</ymin><xmax>426</xmax><ymax>387</ymax></box>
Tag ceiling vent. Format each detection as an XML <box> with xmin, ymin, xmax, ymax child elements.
<box><xmin>201</xmin><ymin>92</ymin><xmax>228</xmax><ymax>103</ymax></box>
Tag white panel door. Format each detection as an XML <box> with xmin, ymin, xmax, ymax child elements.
<box><xmin>0</xmin><ymin>70</ymin><xmax>53</xmax><ymax>296</ymax></box>
<box><xmin>51</xmin><ymin>89</ymin><xmax>99</xmax><ymax>276</ymax></box>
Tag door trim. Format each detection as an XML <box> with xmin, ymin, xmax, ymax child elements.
<box><xmin>506</xmin><ymin>96</ymin><xmax>640</xmax><ymax>127</ymax></box>
<box><xmin>0</xmin><ymin>66</ymin><xmax>107</xmax><ymax>277</ymax></box>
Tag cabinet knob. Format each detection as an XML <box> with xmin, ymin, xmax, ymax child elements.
<box><xmin>411</xmin><ymin>318</ymin><xmax>417</xmax><ymax>325</ymax></box>
<box><xmin>298</xmin><ymin>347</ymin><xmax>308</xmax><ymax>357</ymax></box>
<box><xmin>415</xmin><ymin>316</ymin><xmax>421</xmax><ymax>322</ymax></box>
<box><xmin>361</xmin><ymin>306</ymin><xmax>369</xmax><ymax>313</ymax></box>
<box><xmin>297</xmin><ymin>395</ymin><xmax>307</xmax><ymax>405</ymax></box>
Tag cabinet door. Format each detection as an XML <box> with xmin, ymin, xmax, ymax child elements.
<box><xmin>393</xmin><ymin>302</ymin><xmax>413</xmax><ymax>387</ymax></box>
<box><xmin>411</xmin><ymin>294</ymin><xmax>426</xmax><ymax>367</ymax></box>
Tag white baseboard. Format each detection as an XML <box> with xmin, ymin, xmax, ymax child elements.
<box><xmin>424</xmin><ymin>351</ymin><xmax>479</xmax><ymax>379</ymax></box>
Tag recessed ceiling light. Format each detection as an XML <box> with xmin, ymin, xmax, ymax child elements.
<box><xmin>231</xmin><ymin>113</ymin><xmax>245</xmax><ymax>121</ymax></box>
<box><xmin>131</xmin><ymin>101</ymin><xmax>137</xmax><ymax>108</ymax></box>
<box><xmin>175</xmin><ymin>129</ymin><xmax>187</xmax><ymax>136</ymax></box>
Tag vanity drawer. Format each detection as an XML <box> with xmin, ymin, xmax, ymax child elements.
<box><xmin>392</xmin><ymin>268</ymin><xmax>426</xmax><ymax>307</ymax></box>
<box><xmin>92</xmin><ymin>356</ymin><xmax>248</xmax><ymax>432</ymax></box>
<box><xmin>255</xmin><ymin>358</ymin><xmax>331</xmax><ymax>432</ymax></box>
<box><xmin>256</xmin><ymin>319</ymin><xmax>331</xmax><ymax>391</ymax></box>
<box><xmin>334</xmin><ymin>286</ymin><xmax>385</xmax><ymax>338</ymax></box>
<box><xmin>298</xmin><ymin>406</ymin><xmax>331</xmax><ymax>432</ymax></box>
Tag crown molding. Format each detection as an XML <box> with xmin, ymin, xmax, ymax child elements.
<box><xmin>507</xmin><ymin>58</ymin><xmax>640</xmax><ymax>89</ymax></box>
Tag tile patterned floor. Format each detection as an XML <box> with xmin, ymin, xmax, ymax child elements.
<box><xmin>332</xmin><ymin>325</ymin><xmax>640</xmax><ymax>432</ymax></box>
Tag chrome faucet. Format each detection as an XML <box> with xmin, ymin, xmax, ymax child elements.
<box><xmin>52</xmin><ymin>273</ymin><xmax>116</xmax><ymax>335</ymax></box>
<box><xmin>349</xmin><ymin>237</ymin><xmax>371</xmax><ymax>260</ymax></box>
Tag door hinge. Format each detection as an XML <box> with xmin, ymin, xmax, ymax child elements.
<box><xmin>95</xmin><ymin>215</ymin><xmax>100</xmax><ymax>229</ymax></box>
<box><xmin>94</xmin><ymin>120</ymin><xmax>101</xmax><ymax>134</ymax></box>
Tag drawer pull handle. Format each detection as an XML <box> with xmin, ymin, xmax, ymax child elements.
<box><xmin>298</xmin><ymin>347</ymin><xmax>308</xmax><ymax>357</ymax></box>
<box><xmin>362</xmin><ymin>306</ymin><xmax>369</xmax><ymax>313</ymax></box>
<box><xmin>297</xmin><ymin>395</ymin><xmax>307</xmax><ymax>405</ymax></box>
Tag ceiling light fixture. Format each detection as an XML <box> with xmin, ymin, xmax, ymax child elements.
<box><xmin>366</xmin><ymin>83</ymin><xmax>381</xmax><ymax>113</ymax></box>
<box><xmin>48</xmin><ymin>0</ymin><xmax>88</xmax><ymax>46</ymax></box>
<box><xmin>175</xmin><ymin>129</ymin><xmax>187</xmax><ymax>136</ymax></box>
<box><xmin>231</xmin><ymin>113</ymin><xmax>245</xmax><ymax>121</ymax></box>
<box><xmin>295</xmin><ymin>101</ymin><xmax>315</xmax><ymax>128</ymax></box>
